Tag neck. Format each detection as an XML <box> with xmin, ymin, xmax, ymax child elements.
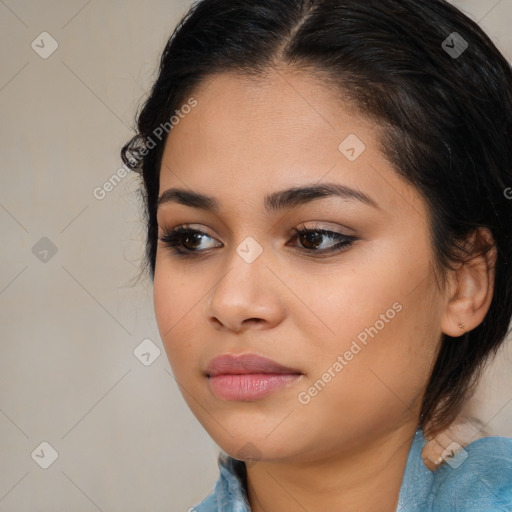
<box><xmin>245</xmin><ymin>424</ymin><xmax>417</xmax><ymax>512</ymax></box>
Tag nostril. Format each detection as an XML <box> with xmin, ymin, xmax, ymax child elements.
<box><xmin>245</xmin><ymin>318</ymin><xmax>263</xmax><ymax>324</ymax></box>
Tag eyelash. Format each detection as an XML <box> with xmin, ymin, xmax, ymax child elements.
<box><xmin>158</xmin><ymin>225</ymin><xmax>357</xmax><ymax>258</ymax></box>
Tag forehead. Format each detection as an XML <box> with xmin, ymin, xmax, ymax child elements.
<box><xmin>158</xmin><ymin>70</ymin><xmax>426</xmax><ymax>223</ymax></box>
<box><xmin>164</xmin><ymin>69</ymin><xmax>368</xmax><ymax>161</ymax></box>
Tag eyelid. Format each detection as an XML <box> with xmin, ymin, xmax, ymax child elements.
<box><xmin>158</xmin><ymin>222</ymin><xmax>352</xmax><ymax>242</ymax></box>
<box><xmin>158</xmin><ymin>222</ymin><xmax>357</xmax><ymax>258</ymax></box>
<box><xmin>292</xmin><ymin>221</ymin><xmax>355</xmax><ymax>235</ymax></box>
<box><xmin>158</xmin><ymin>223</ymin><xmax>217</xmax><ymax>239</ymax></box>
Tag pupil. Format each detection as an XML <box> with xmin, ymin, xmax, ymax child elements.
<box><xmin>184</xmin><ymin>233</ymin><xmax>201</xmax><ymax>249</ymax></box>
<box><xmin>302</xmin><ymin>232</ymin><xmax>321</xmax><ymax>249</ymax></box>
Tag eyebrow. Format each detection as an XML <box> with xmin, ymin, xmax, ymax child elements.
<box><xmin>157</xmin><ymin>183</ymin><xmax>380</xmax><ymax>213</ymax></box>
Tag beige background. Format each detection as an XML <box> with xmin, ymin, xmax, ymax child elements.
<box><xmin>0</xmin><ymin>1</ymin><xmax>511</xmax><ymax>510</ymax></box>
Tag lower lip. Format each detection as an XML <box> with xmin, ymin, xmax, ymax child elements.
<box><xmin>208</xmin><ymin>373</ymin><xmax>301</xmax><ymax>401</ymax></box>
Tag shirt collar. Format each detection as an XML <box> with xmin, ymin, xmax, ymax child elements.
<box><xmin>194</xmin><ymin>428</ymin><xmax>512</xmax><ymax>512</ymax></box>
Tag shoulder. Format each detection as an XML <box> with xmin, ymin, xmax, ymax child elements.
<box><xmin>192</xmin><ymin>432</ymin><xmax>512</xmax><ymax>512</ymax></box>
<box><xmin>430</xmin><ymin>435</ymin><xmax>512</xmax><ymax>511</ymax></box>
<box><xmin>398</xmin><ymin>429</ymin><xmax>512</xmax><ymax>512</ymax></box>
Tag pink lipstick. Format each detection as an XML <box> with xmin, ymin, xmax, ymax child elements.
<box><xmin>205</xmin><ymin>353</ymin><xmax>303</xmax><ymax>401</ymax></box>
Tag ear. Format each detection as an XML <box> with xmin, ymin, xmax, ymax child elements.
<box><xmin>440</xmin><ymin>228</ymin><xmax>497</xmax><ymax>338</ymax></box>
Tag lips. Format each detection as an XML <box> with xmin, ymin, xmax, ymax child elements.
<box><xmin>205</xmin><ymin>353</ymin><xmax>303</xmax><ymax>401</ymax></box>
<box><xmin>205</xmin><ymin>353</ymin><xmax>302</xmax><ymax>377</ymax></box>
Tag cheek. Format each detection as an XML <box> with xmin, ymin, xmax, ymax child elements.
<box><xmin>153</xmin><ymin>265</ymin><xmax>176</xmax><ymax>336</ymax></box>
<box><xmin>153</xmin><ymin>264</ymin><xmax>202</xmax><ymax>371</ymax></box>
<box><xmin>292</xmin><ymin>265</ymin><xmax>403</xmax><ymax>353</ymax></box>
<box><xmin>296</xmin><ymin>258</ymin><xmax>440</xmax><ymax>397</ymax></box>
<box><xmin>295</xmin><ymin>308</ymin><xmax>437</xmax><ymax>443</ymax></box>
<box><xmin>153</xmin><ymin>257</ymin><xmax>201</xmax><ymax>329</ymax></box>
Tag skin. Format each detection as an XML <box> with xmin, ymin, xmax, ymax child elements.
<box><xmin>153</xmin><ymin>68</ymin><xmax>496</xmax><ymax>512</ymax></box>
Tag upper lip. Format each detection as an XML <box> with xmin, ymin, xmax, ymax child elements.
<box><xmin>205</xmin><ymin>353</ymin><xmax>302</xmax><ymax>377</ymax></box>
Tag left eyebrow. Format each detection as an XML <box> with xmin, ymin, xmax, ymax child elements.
<box><xmin>157</xmin><ymin>182</ymin><xmax>380</xmax><ymax>213</ymax></box>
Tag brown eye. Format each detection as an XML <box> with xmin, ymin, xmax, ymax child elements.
<box><xmin>159</xmin><ymin>226</ymin><xmax>221</xmax><ymax>256</ymax></box>
<box><xmin>290</xmin><ymin>227</ymin><xmax>357</xmax><ymax>253</ymax></box>
<box><xmin>180</xmin><ymin>231</ymin><xmax>203</xmax><ymax>250</ymax></box>
<box><xmin>299</xmin><ymin>231</ymin><xmax>324</xmax><ymax>250</ymax></box>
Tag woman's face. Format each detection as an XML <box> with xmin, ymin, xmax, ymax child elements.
<box><xmin>153</xmin><ymin>69</ymin><xmax>447</xmax><ymax>463</ymax></box>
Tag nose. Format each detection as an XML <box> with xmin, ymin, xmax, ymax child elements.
<box><xmin>203</xmin><ymin>245</ymin><xmax>285</xmax><ymax>333</ymax></box>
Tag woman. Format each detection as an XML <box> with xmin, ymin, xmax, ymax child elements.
<box><xmin>121</xmin><ymin>0</ymin><xmax>512</xmax><ymax>510</ymax></box>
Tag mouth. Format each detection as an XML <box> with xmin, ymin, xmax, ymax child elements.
<box><xmin>205</xmin><ymin>353</ymin><xmax>303</xmax><ymax>401</ymax></box>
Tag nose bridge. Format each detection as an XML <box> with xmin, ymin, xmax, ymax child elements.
<box><xmin>204</xmin><ymin>235</ymin><xmax>278</xmax><ymax>329</ymax></box>
<box><xmin>214</xmin><ymin>236</ymin><xmax>267</xmax><ymax>302</ymax></box>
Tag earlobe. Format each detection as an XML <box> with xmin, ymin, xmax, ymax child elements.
<box><xmin>440</xmin><ymin>228</ymin><xmax>496</xmax><ymax>338</ymax></box>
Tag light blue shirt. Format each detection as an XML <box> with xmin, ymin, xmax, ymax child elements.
<box><xmin>191</xmin><ymin>428</ymin><xmax>512</xmax><ymax>511</ymax></box>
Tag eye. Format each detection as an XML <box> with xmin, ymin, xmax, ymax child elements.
<box><xmin>158</xmin><ymin>224</ymin><xmax>357</xmax><ymax>257</ymax></box>
<box><xmin>159</xmin><ymin>225</ymin><xmax>220</xmax><ymax>256</ymax></box>
<box><xmin>289</xmin><ymin>226</ymin><xmax>356</xmax><ymax>254</ymax></box>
